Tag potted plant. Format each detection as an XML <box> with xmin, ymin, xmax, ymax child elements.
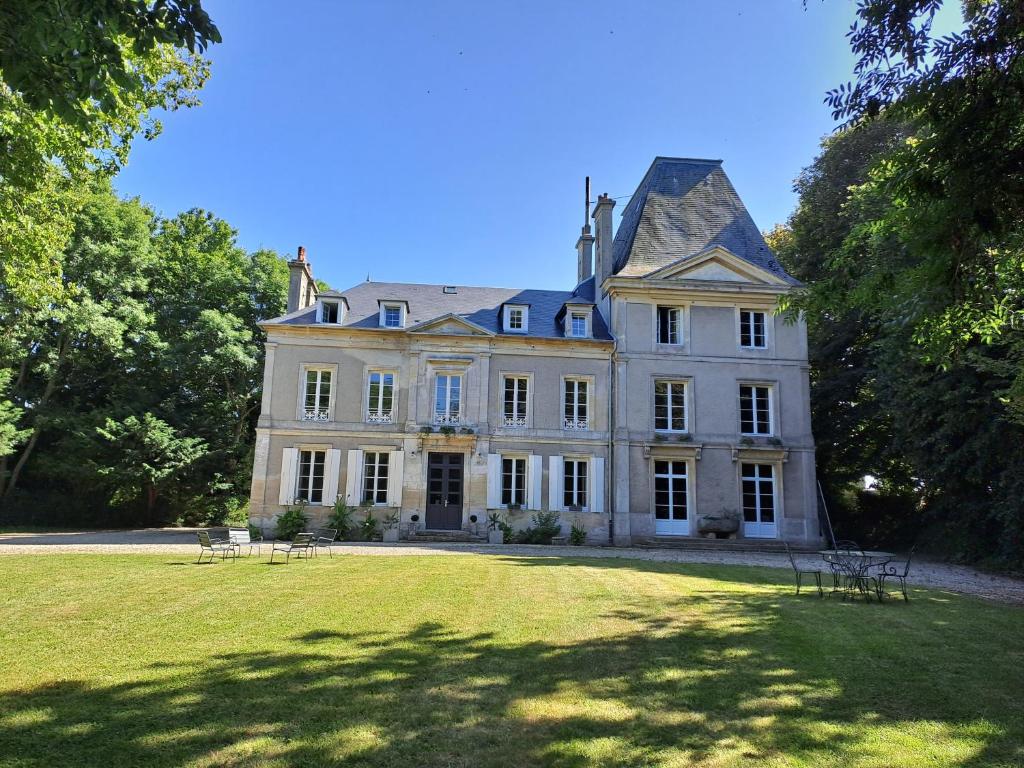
<box><xmin>382</xmin><ymin>511</ymin><xmax>400</xmax><ymax>543</ymax></box>
<box><xmin>486</xmin><ymin>512</ymin><xmax>505</xmax><ymax>545</ymax></box>
<box><xmin>469</xmin><ymin>513</ymin><xmax>479</xmax><ymax>534</ymax></box>
<box><xmin>407</xmin><ymin>513</ymin><xmax>420</xmax><ymax>537</ymax></box>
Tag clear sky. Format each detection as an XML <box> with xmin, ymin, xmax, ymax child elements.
<box><xmin>112</xmin><ymin>1</ymin><xmax>900</xmax><ymax>291</ymax></box>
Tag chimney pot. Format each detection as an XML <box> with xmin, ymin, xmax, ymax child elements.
<box><xmin>297</xmin><ymin>245</ymin><xmax>307</xmax><ymax>261</ymax></box>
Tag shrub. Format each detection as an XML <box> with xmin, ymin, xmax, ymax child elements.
<box><xmin>514</xmin><ymin>510</ymin><xmax>561</xmax><ymax>544</ymax></box>
<box><xmin>569</xmin><ymin>518</ymin><xmax>586</xmax><ymax>546</ymax></box>
<box><xmin>327</xmin><ymin>498</ymin><xmax>356</xmax><ymax>538</ymax></box>
<box><xmin>360</xmin><ymin>510</ymin><xmax>379</xmax><ymax>540</ymax></box>
<box><xmin>275</xmin><ymin>503</ymin><xmax>309</xmax><ymax>541</ymax></box>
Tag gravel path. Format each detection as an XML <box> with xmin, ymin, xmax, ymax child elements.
<box><xmin>2</xmin><ymin>529</ymin><xmax>1022</xmax><ymax>605</ymax></box>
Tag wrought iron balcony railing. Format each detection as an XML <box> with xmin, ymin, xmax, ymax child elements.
<box><xmin>563</xmin><ymin>417</ymin><xmax>589</xmax><ymax>431</ymax></box>
<box><xmin>302</xmin><ymin>408</ymin><xmax>330</xmax><ymax>422</ymax></box>
<box><xmin>366</xmin><ymin>411</ymin><xmax>394</xmax><ymax>424</ymax></box>
<box><xmin>503</xmin><ymin>415</ymin><xmax>528</xmax><ymax>428</ymax></box>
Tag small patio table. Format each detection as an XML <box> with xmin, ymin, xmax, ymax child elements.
<box><xmin>818</xmin><ymin>550</ymin><xmax>894</xmax><ymax>601</ymax></box>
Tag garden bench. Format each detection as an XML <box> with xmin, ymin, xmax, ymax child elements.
<box><xmin>270</xmin><ymin>532</ymin><xmax>315</xmax><ymax>563</ymax></box>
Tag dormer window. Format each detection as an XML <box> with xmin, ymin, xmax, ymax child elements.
<box><xmin>562</xmin><ymin>304</ymin><xmax>592</xmax><ymax>338</ymax></box>
<box><xmin>320</xmin><ymin>301</ymin><xmax>341</xmax><ymax>324</ymax></box>
<box><xmin>378</xmin><ymin>301</ymin><xmax>407</xmax><ymax>328</ymax></box>
<box><xmin>503</xmin><ymin>304</ymin><xmax>529</xmax><ymax>333</ymax></box>
<box><xmin>570</xmin><ymin>313</ymin><xmax>588</xmax><ymax>338</ymax></box>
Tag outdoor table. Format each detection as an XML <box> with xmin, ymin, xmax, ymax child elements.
<box><xmin>818</xmin><ymin>550</ymin><xmax>895</xmax><ymax>601</ymax></box>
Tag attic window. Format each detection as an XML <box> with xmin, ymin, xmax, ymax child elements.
<box><xmin>379</xmin><ymin>302</ymin><xmax>407</xmax><ymax>328</ymax></box>
<box><xmin>443</xmin><ymin>286</ymin><xmax>457</xmax><ymax>294</ymax></box>
<box><xmin>321</xmin><ymin>301</ymin><xmax>340</xmax><ymax>324</ymax></box>
<box><xmin>503</xmin><ymin>305</ymin><xmax>528</xmax><ymax>333</ymax></box>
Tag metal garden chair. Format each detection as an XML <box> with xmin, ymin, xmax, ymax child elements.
<box><xmin>270</xmin><ymin>532</ymin><xmax>316</xmax><ymax>563</ymax></box>
<box><xmin>228</xmin><ymin>527</ymin><xmax>263</xmax><ymax>556</ymax></box>
<box><xmin>876</xmin><ymin>545</ymin><xmax>917</xmax><ymax>601</ymax></box>
<box><xmin>312</xmin><ymin>528</ymin><xmax>338</xmax><ymax>558</ymax></box>
<box><xmin>196</xmin><ymin>531</ymin><xmax>236</xmax><ymax>564</ymax></box>
<box><xmin>784</xmin><ymin>542</ymin><xmax>823</xmax><ymax>596</ymax></box>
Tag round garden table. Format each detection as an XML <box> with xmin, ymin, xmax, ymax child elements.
<box><xmin>818</xmin><ymin>550</ymin><xmax>895</xmax><ymax>601</ymax></box>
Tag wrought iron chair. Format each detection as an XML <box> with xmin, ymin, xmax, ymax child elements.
<box><xmin>196</xmin><ymin>531</ymin><xmax>236</xmax><ymax>564</ymax></box>
<box><xmin>876</xmin><ymin>545</ymin><xmax>916</xmax><ymax>601</ymax></box>
<box><xmin>784</xmin><ymin>542</ymin><xmax>823</xmax><ymax>596</ymax></box>
<box><xmin>312</xmin><ymin>528</ymin><xmax>338</xmax><ymax>558</ymax></box>
<box><xmin>270</xmin><ymin>532</ymin><xmax>316</xmax><ymax>563</ymax></box>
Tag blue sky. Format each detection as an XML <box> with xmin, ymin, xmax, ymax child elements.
<box><xmin>113</xmin><ymin>1</ymin><xmax>925</xmax><ymax>291</ymax></box>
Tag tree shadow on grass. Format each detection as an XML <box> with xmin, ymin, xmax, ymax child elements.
<box><xmin>1</xmin><ymin>579</ymin><xmax>1021</xmax><ymax>768</ymax></box>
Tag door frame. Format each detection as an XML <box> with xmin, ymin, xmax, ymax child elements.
<box><xmin>651</xmin><ymin>455</ymin><xmax>695</xmax><ymax>537</ymax></box>
<box><xmin>738</xmin><ymin>460</ymin><xmax>781</xmax><ymax>539</ymax></box>
<box><xmin>425</xmin><ymin>451</ymin><xmax>466</xmax><ymax>530</ymax></box>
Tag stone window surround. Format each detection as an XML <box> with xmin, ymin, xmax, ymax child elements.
<box><xmin>737</xmin><ymin>379</ymin><xmax>778</xmax><ymax>437</ymax></box>
<box><xmin>653</xmin><ymin>303</ymin><xmax>690</xmax><ymax>350</ymax></box>
<box><xmin>735</xmin><ymin>306</ymin><xmax>773</xmax><ymax>352</ymax></box>
<box><xmin>651</xmin><ymin>374</ymin><xmax>694</xmax><ymax>434</ymax></box>
<box><xmin>499</xmin><ymin>371</ymin><xmax>534</xmax><ymax>429</ymax></box>
<box><xmin>561</xmin><ymin>375</ymin><xmax>595</xmax><ymax>431</ymax></box>
<box><xmin>363</xmin><ymin>367</ymin><xmax>399</xmax><ymax>424</ymax></box>
<box><xmin>296</xmin><ymin>363</ymin><xmax>338</xmax><ymax>422</ymax></box>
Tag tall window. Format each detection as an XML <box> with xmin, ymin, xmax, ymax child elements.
<box><xmin>570</xmin><ymin>312</ymin><xmax>587</xmax><ymax>337</ymax></box>
<box><xmin>564</xmin><ymin>378</ymin><xmax>589</xmax><ymax>430</ymax></box>
<box><xmin>657</xmin><ymin>306</ymin><xmax>681</xmax><ymax>345</ymax></box>
<box><xmin>503</xmin><ymin>376</ymin><xmax>528</xmax><ymax>427</ymax></box>
<box><xmin>742</xmin><ymin>463</ymin><xmax>775</xmax><ymax>525</ymax></box>
<box><xmin>366</xmin><ymin>371</ymin><xmax>395</xmax><ymax>423</ymax></box>
<box><xmin>654</xmin><ymin>380</ymin><xmax>687</xmax><ymax>432</ymax></box>
<box><xmin>739</xmin><ymin>384</ymin><xmax>772</xmax><ymax>435</ymax></box>
<box><xmin>434</xmin><ymin>374</ymin><xmax>462</xmax><ymax>425</ymax></box>
<box><xmin>296</xmin><ymin>449</ymin><xmax>326</xmax><ymax>503</ymax></box>
<box><xmin>563</xmin><ymin>458</ymin><xmax>588</xmax><ymax>509</ymax></box>
<box><xmin>508</xmin><ymin>308</ymin><xmax>524</xmax><ymax>330</ymax></box>
<box><xmin>321</xmin><ymin>301</ymin><xmax>340</xmax><ymax>323</ymax></box>
<box><xmin>654</xmin><ymin>460</ymin><xmax>688</xmax><ymax>522</ymax></box>
<box><xmin>501</xmin><ymin>457</ymin><xmax>526</xmax><ymax>506</ymax></box>
<box><xmin>740</xmin><ymin>310</ymin><xmax>767</xmax><ymax>348</ymax></box>
<box><xmin>362</xmin><ymin>451</ymin><xmax>389</xmax><ymax>505</ymax></box>
<box><xmin>303</xmin><ymin>368</ymin><xmax>332</xmax><ymax>421</ymax></box>
<box><xmin>383</xmin><ymin>305</ymin><xmax>402</xmax><ymax>327</ymax></box>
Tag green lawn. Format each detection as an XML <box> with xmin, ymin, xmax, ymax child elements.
<box><xmin>0</xmin><ymin>554</ymin><xmax>1021</xmax><ymax>767</ymax></box>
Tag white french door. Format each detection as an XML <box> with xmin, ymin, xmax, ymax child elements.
<box><xmin>741</xmin><ymin>463</ymin><xmax>777</xmax><ymax>538</ymax></box>
<box><xmin>654</xmin><ymin>460</ymin><xmax>689</xmax><ymax>536</ymax></box>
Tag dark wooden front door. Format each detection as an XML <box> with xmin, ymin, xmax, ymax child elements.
<box><xmin>426</xmin><ymin>452</ymin><xmax>463</xmax><ymax>530</ymax></box>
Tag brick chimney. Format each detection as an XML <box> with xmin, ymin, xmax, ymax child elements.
<box><xmin>287</xmin><ymin>245</ymin><xmax>316</xmax><ymax>313</ymax></box>
<box><xmin>576</xmin><ymin>176</ymin><xmax>595</xmax><ymax>284</ymax></box>
<box><xmin>592</xmin><ymin>193</ymin><xmax>616</xmax><ymax>290</ymax></box>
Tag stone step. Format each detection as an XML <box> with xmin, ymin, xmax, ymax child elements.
<box><xmin>635</xmin><ymin>537</ymin><xmax>816</xmax><ymax>554</ymax></box>
<box><xmin>407</xmin><ymin>530</ymin><xmax>487</xmax><ymax>543</ymax></box>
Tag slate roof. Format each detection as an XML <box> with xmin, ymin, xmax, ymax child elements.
<box><xmin>267</xmin><ymin>276</ymin><xmax>612</xmax><ymax>341</ymax></box>
<box><xmin>611</xmin><ymin>157</ymin><xmax>798</xmax><ymax>284</ymax></box>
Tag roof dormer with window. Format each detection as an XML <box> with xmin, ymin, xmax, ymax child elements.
<box><xmin>377</xmin><ymin>300</ymin><xmax>408</xmax><ymax>329</ymax></box>
<box><xmin>502</xmin><ymin>303</ymin><xmax>529</xmax><ymax>334</ymax></box>
<box><xmin>318</xmin><ymin>295</ymin><xmax>348</xmax><ymax>324</ymax></box>
<box><xmin>561</xmin><ymin>302</ymin><xmax>593</xmax><ymax>338</ymax></box>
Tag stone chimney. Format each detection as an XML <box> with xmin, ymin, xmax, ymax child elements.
<box><xmin>592</xmin><ymin>193</ymin><xmax>616</xmax><ymax>289</ymax></box>
<box><xmin>287</xmin><ymin>245</ymin><xmax>316</xmax><ymax>313</ymax></box>
<box><xmin>576</xmin><ymin>176</ymin><xmax>595</xmax><ymax>284</ymax></box>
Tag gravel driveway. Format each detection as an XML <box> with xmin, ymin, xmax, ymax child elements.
<box><xmin>2</xmin><ymin>528</ymin><xmax>1022</xmax><ymax>605</ymax></box>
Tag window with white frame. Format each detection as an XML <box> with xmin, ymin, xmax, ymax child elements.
<box><xmin>366</xmin><ymin>370</ymin><xmax>395</xmax><ymax>423</ymax></box>
<box><xmin>382</xmin><ymin>304</ymin><xmax>403</xmax><ymax>327</ymax></box>
<box><xmin>504</xmin><ymin>305</ymin><xmax>527</xmax><ymax>332</ymax></box>
<box><xmin>563</xmin><ymin>378</ymin><xmax>589</xmax><ymax>430</ymax></box>
<box><xmin>296</xmin><ymin>449</ymin><xmax>326</xmax><ymax>503</ymax></box>
<box><xmin>741</xmin><ymin>463</ymin><xmax>775</xmax><ymax>524</ymax></box>
<box><xmin>563</xmin><ymin>458</ymin><xmax>588</xmax><ymax>509</ymax></box>
<box><xmin>303</xmin><ymin>368</ymin><xmax>332</xmax><ymax>421</ymax></box>
<box><xmin>501</xmin><ymin>456</ymin><xmax>526</xmax><ymax>507</ymax></box>
<box><xmin>657</xmin><ymin>306</ymin><xmax>682</xmax><ymax>345</ymax></box>
<box><xmin>654</xmin><ymin>380</ymin><xmax>688</xmax><ymax>432</ymax></box>
<box><xmin>740</xmin><ymin>309</ymin><xmax>767</xmax><ymax>348</ymax></box>
<box><xmin>434</xmin><ymin>374</ymin><xmax>462</xmax><ymax>425</ymax></box>
<box><xmin>739</xmin><ymin>384</ymin><xmax>772</xmax><ymax>435</ymax></box>
<box><xmin>654</xmin><ymin>460</ymin><xmax>688</xmax><ymax>522</ymax></box>
<box><xmin>321</xmin><ymin>301</ymin><xmax>341</xmax><ymax>324</ymax></box>
<box><xmin>362</xmin><ymin>451</ymin><xmax>389</xmax><ymax>505</ymax></box>
<box><xmin>503</xmin><ymin>376</ymin><xmax>528</xmax><ymax>427</ymax></box>
<box><xmin>570</xmin><ymin>312</ymin><xmax>588</xmax><ymax>338</ymax></box>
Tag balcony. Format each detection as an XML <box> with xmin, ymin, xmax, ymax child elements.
<box><xmin>434</xmin><ymin>412</ymin><xmax>461</xmax><ymax>426</ymax></box>
<box><xmin>503</xmin><ymin>415</ymin><xmax>527</xmax><ymax>428</ymax></box>
<box><xmin>366</xmin><ymin>411</ymin><xmax>394</xmax><ymax>424</ymax></box>
<box><xmin>302</xmin><ymin>408</ymin><xmax>330</xmax><ymax>422</ymax></box>
<box><xmin>564</xmin><ymin>417</ymin><xmax>589</xmax><ymax>431</ymax></box>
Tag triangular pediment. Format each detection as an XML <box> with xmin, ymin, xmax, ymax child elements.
<box><xmin>407</xmin><ymin>313</ymin><xmax>494</xmax><ymax>337</ymax></box>
<box><xmin>644</xmin><ymin>246</ymin><xmax>788</xmax><ymax>285</ymax></box>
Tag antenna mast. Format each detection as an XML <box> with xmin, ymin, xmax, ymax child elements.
<box><xmin>583</xmin><ymin>176</ymin><xmax>592</xmax><ymax>234</ymax></box>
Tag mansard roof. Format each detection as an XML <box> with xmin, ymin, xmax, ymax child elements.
<box><xmin>611</xmin><ymin>157</ymin><xmax>798</xmax><ymax>284</ymax></box>
<box><xmin>267</xmin><ymin>276</ymin><xmax>611</xmax><ymax>341</ymax></box>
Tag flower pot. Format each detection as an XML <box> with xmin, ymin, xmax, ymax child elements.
<box><xmin>383</xmin><ymin>528</ymin><xmax>400</xmax><ymax>543</ymax></box>
<box><xmin>488</xmin><ymin>529</ymin><xmax>504</xmax><ymax>545</ymax></box>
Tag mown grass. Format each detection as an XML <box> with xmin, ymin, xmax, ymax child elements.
<box><xmin>0</xmin><ymin>553</ymin><xmax>1021</xmax><ymax>767</ymax></box>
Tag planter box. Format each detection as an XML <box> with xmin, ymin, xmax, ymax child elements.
<box><xmin>382</xmin><ymin>528</ymin><xmax>400</xmax><ymax>543</ymax></box>
<box><xmin>488</xmin><ymin>529</ymin><xmax>504</xmax><ymax>545</ymax></box>
<box><xmin>696</xmin><ymin>515</ymin><xmax>740</xmax><ymax>535</ymax></box>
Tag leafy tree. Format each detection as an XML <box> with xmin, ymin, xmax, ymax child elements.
<box><xmin>0</xmin><ymin>370</ymin><xmax>28</xmax><ymax>458</ymax></box>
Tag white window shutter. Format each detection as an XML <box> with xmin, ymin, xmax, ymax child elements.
<box><xmin>345</xmin><ymin>449</ymin><xmax>364</xmax><ymax>505</ymax></box>
<box><xmin>387</xmin><ymin>451</ymin><xmax>404</xmax><ymax>507</ymax></box>
<box><xmin>528</xmin><ymin>455</ymin><xmax>543</xmax><ymax>510</ymax></box>
<box><xmin>590</xmin><ymin>457</ymin><xmax>605</xmax><ymax>515</ymax></box>
<box><xmin>486</xmin><ymin>454</ymin><xmax>501</xmax><ymax>508</ymax></box>
<box><xmin>322</xmin><ymin>449</ymin><xmax>342</xmax><ymax>506</ymax></box>
<box><xmin>548</xmin><ymin>455</ymin><xmax>562</xmax><ymax>512</ymax></box>
<box><xmin>278</xmin><ymin>448</ymin><xmax>298</xmax><ymax>505</ymax></box>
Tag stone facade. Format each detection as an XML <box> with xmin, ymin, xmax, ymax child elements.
<box><xmin>249</xmin><ymin>157</ymin><xmax>821</xmax><ymax>546</ymax></box>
